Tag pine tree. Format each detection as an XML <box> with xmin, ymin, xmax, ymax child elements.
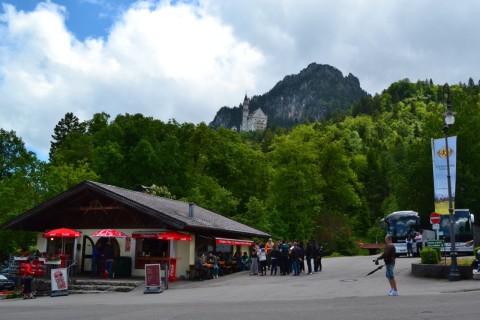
<box><xmin>49</xmin><ymin>112</ymin><xmax>85</xmax><ymax>162</ymax></box>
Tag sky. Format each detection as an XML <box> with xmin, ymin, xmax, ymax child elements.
<box><xmin>1</xmin><ymin>0</ymin><xmax>480</xmax><ymax>161</ymax></box>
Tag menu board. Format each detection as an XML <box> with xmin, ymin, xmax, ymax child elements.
<box><xmin>145</xmin><ymin>264</ymin><xmax>161</xmax><ymax>288</ymax></box>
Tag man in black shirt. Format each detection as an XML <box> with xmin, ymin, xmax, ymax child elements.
<box><xmin>194</xmin><ymin>253</ymin><xmax>209</xmax><ymax>280</ymax></box>
<box><xmin>375</xmin><ymin>235</ymin><xmax>398</xmax><ymax>296</ymax></box>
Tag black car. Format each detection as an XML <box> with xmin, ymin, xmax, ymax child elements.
<box><xmin>0</xmin><ymin>274</ymin><xmax>16</xmax><ymax>291</ymax></box>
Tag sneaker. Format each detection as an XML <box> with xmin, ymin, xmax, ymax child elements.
<box><xmin>388</xmin><ymin>290</ymin><xmax>399</xmax><ymax>296</ymax></box>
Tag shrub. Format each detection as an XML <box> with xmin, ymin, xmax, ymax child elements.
<box><xmin>420</xmin><ymin>247</ymin><xmax>441</xmax><ymax>264</ymax></box>
<box><xmin>474</xmin><ymin>246</ymin><xmax>480</xmax><ymax>259</ymax></box>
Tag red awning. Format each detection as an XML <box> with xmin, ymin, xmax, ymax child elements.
<box><xmin>215</xmin><ymin>237</ymin><xmax>254</xmax><ymax>246</ymax></box>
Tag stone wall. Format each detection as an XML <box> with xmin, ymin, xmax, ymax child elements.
<box><xmin>411</xmin><ymin>263</ymin><xmax>474</xmax><ymax>280</ymax></box>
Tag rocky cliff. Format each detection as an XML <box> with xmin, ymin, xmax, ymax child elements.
<box><xmin>209</xmin><ymin>63</ymin><xmax>369</xmax><ymax>130</ymax></box>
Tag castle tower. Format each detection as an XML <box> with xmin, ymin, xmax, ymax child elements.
<box><xmin>241</xmin><ymin>94</ymin><xmax>249</xmax><ymax>131</ymax></box>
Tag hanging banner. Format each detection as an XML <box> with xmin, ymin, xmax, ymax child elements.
<box><xmin>125</xmin><ymin>237</ymin><xmax>131</xmax><ymax>252</ymax></box>
<box><xmin>431</xmin><ymin>136</ymin><xmax>457</xmax><ymax>214</ymax></box>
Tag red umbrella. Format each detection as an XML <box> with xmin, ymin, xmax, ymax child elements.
<box><xmin>156</xmin><ymin>231</ymin><xmax>192</xmax><ymax>241</ymax></box>
<box><xmin>91</xmin><ymin>229</ymin><xmax>128</xmax><ymax>238</ymax></box>
<box><xmin>43</xmin><ymin>228</ymin><xmax>82</xmax><ymax>254</ymax></box>
<box><xmin>43</xmin><ymin>227</ymin><xmax>81</xmax><ymax>238</ymax></box>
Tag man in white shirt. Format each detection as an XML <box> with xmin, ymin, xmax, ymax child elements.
<box><xmin>414</xmin><ymin>232</ymin><xmax>423</xmax><ymax>257</ymax></box>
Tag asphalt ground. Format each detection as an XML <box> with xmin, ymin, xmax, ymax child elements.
<box><xmin>2</xmin><ymin>255</ymin><xmax>480</xmax><ymax>305</ymax></box>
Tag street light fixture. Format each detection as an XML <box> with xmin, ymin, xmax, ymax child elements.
<box><xmin>442</xmin><ymin>83</ymin><xmax>460</xmax><ymax>281</ymax></box>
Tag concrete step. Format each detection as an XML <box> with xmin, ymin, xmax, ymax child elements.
<box><xmin>32</xmin><ymin>278</ymin><xmax>144</xmax><ymax>296</ymax></box>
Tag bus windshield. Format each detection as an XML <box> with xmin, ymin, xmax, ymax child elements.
<box><xmin>382</xmin><ymin>211</ymin><xmax>420</xmax><ymax>241</ymax></box>
<box><xmin>438</xmin><ymin>209</ymin><xmax>473</xmax><ymax>242</ymax></box>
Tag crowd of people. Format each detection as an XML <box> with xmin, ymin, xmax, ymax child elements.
<box><xmin>194</xmin><ymin>238</ymin><xmax>324</xmax><ymax>280</ymax></box>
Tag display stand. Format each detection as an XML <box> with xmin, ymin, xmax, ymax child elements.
<box><xmin>144</xmin><ymin>264</ymin><xmax>163</xmax><ymax>294</ymax></box>
<box><xmin>50</xmin><ymin>268</ymin><xmax>69</xmax><ymax>297</ymax></box>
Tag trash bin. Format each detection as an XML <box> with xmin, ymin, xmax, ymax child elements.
<box><xmin>115</xmin><ymin>257</ymin><xmax>132</xmax><ymax>278</ymax></box>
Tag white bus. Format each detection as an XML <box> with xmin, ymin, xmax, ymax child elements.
<box><xmin>436</xmin><ymin>209</ymin><xmax>475</xmax><ymax>255</ymax></box>
<box><xmin>380</xmin><ymin>211</ymin><xmax>434</xmax><ymax>257</ymax></box>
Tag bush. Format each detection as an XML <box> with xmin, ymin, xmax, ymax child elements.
<box><xmin>420</xmin><ymin>247</ymin><xmax>441</xmax><ymax>264</ymax></box>
<box><xmin>474</xmin><ymin>246</ymin><xmax>480</xmax><ymax>259</ymax></box>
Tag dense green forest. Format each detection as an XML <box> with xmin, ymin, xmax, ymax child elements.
<box><xmin>2</xmin><ymin>79</ymin><xmax>480</xmax><ymax>259</ymax></box>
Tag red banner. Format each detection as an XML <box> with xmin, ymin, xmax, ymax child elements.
<box><xmin>215</xmin><ymin>237</ymin><xmax>254</xmax><ymax>246</ymax></box>
<box><xmin>18</xmin><ymin>260</ymin><xmax>45</xmax><ymax>276</ymax></box>
<box><xmin>132</xmin><ymin>232</ymin><xmax>159</xmax><ymax>239</ymax></box>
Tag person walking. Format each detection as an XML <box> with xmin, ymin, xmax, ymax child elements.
<box><xmin>375</xmin><ymin>235</ymin><xmax>398</xmax><ymax>296</ymax></box>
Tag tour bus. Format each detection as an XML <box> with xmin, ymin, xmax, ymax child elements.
<box><xmin>381</xmin><ymin>211</ymin><xmax>423</xmax><ymax>256</ymax></box>
<box><xmin>436</xmin><ymin>209</ymin><xmax>475</xmax><ymax>255</ymax></box>
<box><xmin>381</xmin><ymin>209</ymin><xmax>475</xmax><ymax>256</ymax></box>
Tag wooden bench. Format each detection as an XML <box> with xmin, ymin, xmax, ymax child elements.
<box><xmin>186</xmin><ymin>265</ymin><xmax>200</xmax><ymax>280</ymax></box>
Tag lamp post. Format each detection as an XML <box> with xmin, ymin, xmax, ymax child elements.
<box><xmin>442</xmin><ymin>83</ymin><xmax>460</xmax><ymax>281</ymax></box>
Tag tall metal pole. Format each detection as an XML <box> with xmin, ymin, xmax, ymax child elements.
<box><xmin>443</xmin><ymin>83</ymin><xmax>460</xmax><ymax>281</ymax></box>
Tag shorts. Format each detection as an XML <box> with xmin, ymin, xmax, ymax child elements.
<box><xmin>385</xmin><ymin>264</ymin><xmax>395</xmax><ymax>280</ymax></box>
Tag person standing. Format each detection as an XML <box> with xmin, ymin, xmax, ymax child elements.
<box><xmin>249</xmin><ymin>243</ymin><xmax>259</xmax><ymax>276</ymax></box>
<box><xmin>270</xmin><ymin>243</ymin><xmax>280</xmax><ymax>275</ymax></box>
<box><xmin>265</xmin><ymin>238</ymin><xmax>274</xmax><ymax>270</ymax></box>
<box><xmin>305</xmin><ymin>239</ymin><xmax>314</xmax><ymax>275</ymax></box>
<box><xmin>91</xmin><ymin>242</ymin><xmax>102</xmax><ymax>277</ymax></box>
<box><xmin>103</xmin><ymin>241</ymin><xmax>115</xmax><ymax>279</ymax></box>
<box><xmin>279</xmin><ymin>240</ymin><xmax>290</xmax><ymax>275</ymax></box>
<box><xmin>290</xmin><ymin>242</ymin><xmax>302</xmax><ymax>276</ymax></box>
<box><xmin>257</xmin><ymin>244</ymin><xmax>267</xmax><ymax>276</ymax></box>
<box><xmin>313</xmin><ymin>241</ymin><xmax>323</xmax><ymax>272</ymax></box>
<box><xmin>414</xmin><ymin>231</ymin><xmax>423</xmax><ymax>257</ymax></box>
<box><xmin>208</xmin><ymin>252</ymin><xmax>219</xmax><ymax>279</ymax></box>
<box><xmin>22</xmin><ymin>258</ymin><xmax>35</xmax><ymax>299</ymax></box>
<box><xmin>405</xmin><ymin>235</ymin><xmax>413</xmax><ymax>257</ymax></box>
<box><xmin>375</xmin><ymin>235</ymin><xmax>398</xmax><ymax>296</ymax></box>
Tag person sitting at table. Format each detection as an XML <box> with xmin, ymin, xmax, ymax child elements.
<box><xmin>194</xmin><ymin>253</ymin><xmax>209</xmax><ymax>281</ymax></box>
<box><xmin>241</xmin><ymin>252</ymin><xmax>250</xmax><ymax>271</ymax></box>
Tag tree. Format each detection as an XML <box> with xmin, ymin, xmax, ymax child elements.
<box><xmin>49</xmin><ymin>112</ymin><xmax>85</xmax><ymax>162</ymax></box>
<box><xmin>0</xmin><ymin>130</ymin><xmax>43</xmax><ymax>260</ymax></box>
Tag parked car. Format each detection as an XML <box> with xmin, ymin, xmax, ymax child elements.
<box><xmin>0</xmin><ymin>274</ymin><xmax>16</xmax><ymax>291</ymax></box>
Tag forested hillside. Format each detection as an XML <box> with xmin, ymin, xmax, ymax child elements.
<box><xmin>2</xmin><ymin>79</ymin><xmax>480</xmax><ymax>259</ymax></box>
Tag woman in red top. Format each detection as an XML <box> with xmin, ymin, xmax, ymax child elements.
<box><xmin>23</xmin><ymin>258</ymin><xmax>35</xmax><ymax>299</ymax></box>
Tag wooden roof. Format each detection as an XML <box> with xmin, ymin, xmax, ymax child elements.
<box><xmin>1</xmin><ymin>181</ymin><xmax>270</xmax><ymax>239</ymax></box>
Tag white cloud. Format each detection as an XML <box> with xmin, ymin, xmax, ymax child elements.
<box><xmin>0</xmin><ymin>1</ymin><xmax>265</xmax><ymax>160</ymax></box>
<box><xmin>1</xmin><ymin>0</ymin><xmax>480</xmax><ymax>161</ymax></box>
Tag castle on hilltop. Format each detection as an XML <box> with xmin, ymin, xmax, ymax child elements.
<box><xmin>239</xmin><ymin>95</ymin><xmax>267</xmax><ymax>132</ymax></box>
